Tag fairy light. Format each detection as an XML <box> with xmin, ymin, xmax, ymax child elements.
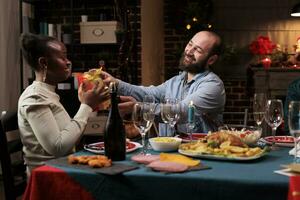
<box><xmin>186</xmin><ymin>24</ymin><xmax>191</xmax><ymax>30</ymax></box>
<box><xmin>192</xmin><ymin>17</ymin><xmax>198</xmax><ymax>22</ymax></box>
<box><xmin>207</xmin><ymin>24</ymin><xmax>212</xmax><ymax>29</ymax></box>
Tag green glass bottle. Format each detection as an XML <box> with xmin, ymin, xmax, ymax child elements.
<box><xmin>104</xmin><ymin>82</ymin><xmax>126</xmax><ymax>161</ymax></box>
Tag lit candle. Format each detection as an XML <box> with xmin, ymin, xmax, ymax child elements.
<box><xmin>262</xmin><ymin>57</ymin><xmax>271</xmax><ymax>69</ymax></box>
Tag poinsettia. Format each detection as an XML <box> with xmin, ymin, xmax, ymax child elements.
<box><xmin>249</xmin><ymin>36</ymin><xmax>276</xmax><ymax>55</ymax></box>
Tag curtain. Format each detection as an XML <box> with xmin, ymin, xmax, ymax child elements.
<box><xmin>0</xmin><ymin>0</ymin><xmax>20</xmax><ymax>112</ymax></box>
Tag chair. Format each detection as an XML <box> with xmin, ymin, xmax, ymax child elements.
<box><xmin>0</xmin><ymin>111</ymin><xmax>26</xmax><ymax>200</ymax></box>
<box><xmin>223</xmin><ymin>108</ymin><xmax>249</xmax><ymax>126</ymax></box>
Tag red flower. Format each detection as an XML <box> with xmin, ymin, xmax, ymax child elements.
<box><xmin>249</xmin><ymin>36</ymin><xmax>276</xmax><ymax>55</ymax></box>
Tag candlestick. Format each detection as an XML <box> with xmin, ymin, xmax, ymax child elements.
<box><xmin>188</xmin><ymin>101</ymin><xmax>195</xmax><ymax>141</ymax></box>
<box><xmin>188</xmin><ymin>101</ymin><xmax>195</xmax><ymax>123</ymax></box>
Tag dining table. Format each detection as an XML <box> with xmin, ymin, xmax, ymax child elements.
<box><xmin>23</xmin><ymin>145</ymin><xmax>293</xmax><ymax>200</ymax></box>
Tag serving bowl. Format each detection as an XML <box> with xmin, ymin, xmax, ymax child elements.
<box><xmin>149</xmin><ymin>137</ymin><xmax>182</xmax><ymax>152</ymax></box>
<box><xmin>218</xmin><ymin>125</ymin><xmax>262</xmax><ymax>146</ymax></box>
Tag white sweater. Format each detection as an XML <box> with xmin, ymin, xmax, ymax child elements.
<box><xmin>18</xmin><ymin>81</ymin><xmax>92</xmax><ymax>174</ymax></box>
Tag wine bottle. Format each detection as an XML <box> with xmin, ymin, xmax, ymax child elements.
<box><xmin>104</xmin><ymin>82</ymin><xmax>126</xmax><ymax>161</ymax></box>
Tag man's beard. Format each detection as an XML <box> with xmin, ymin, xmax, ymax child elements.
<box><xmin>178</xmin><ymin>53</ymin><xmax>209</xmax><ymax>74</ymax></box>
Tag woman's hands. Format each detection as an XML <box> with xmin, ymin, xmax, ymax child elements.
<box><xmin>83</xmin><ymin>70</ymin><xmax>137</xmax><ymax>115</ymax></box>
<box><xmin>78</xmin><ymin>81</ymin><xmax>110</xmax><ymax>110</ymax></box>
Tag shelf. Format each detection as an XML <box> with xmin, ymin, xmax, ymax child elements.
<box><xmin>65</xmin><ymin>43</ymin><xmax>120</xmax><ymax>46</ymax></box>
<box><xmin>250</xmin><ymin>67</ymin><xmax>300</xmax><ymax>72</ymax></box>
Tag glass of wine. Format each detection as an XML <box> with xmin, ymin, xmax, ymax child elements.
<box><xmin>143</xmin><ymin>95</ymin><xmax>155</xmax><ymax>128</ymax></box>
<box><xmin>132</xmin><ymin>102</ymin><xmax>154</xmax><ymax>154</ymax></box>
<box><xmin>160</xmin><ymin>98</ymin><xmax>171</xmax><ymax>136</ymax></box>
<box><xmin>253</xmin><ymin>93</ymin><xmax>267</xmax><ymax>127</ymax></box>
<box><xmin>161</xmin><ymin>98</ymin><xmax>180</xmax><ymax>137</ymax></box>
<box><xmin>264</xmin><ymin>99</ymin><xmax>283</xmax><ymax>150</ymax></box>
<box><xmin>288</xmin><ymin>101</ymin><xmax>300</xmax><ymax>163</ymax></box>
<box><xmin>143</xmin><ymin>95</ymin><xmax>156</xmax><ymax>145</ymax></box>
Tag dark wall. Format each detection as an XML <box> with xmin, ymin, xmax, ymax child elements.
<box><xmin>34</xmin><ymin>0</ymin><xmax>253</xmax><ymax>124</ymax></box>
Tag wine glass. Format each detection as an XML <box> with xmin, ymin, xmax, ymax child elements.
<box><xmin>143</xmin><ymin>95</ymin><xmax>156</xmax><ymax>145</ymax></box>
<box><xmin>143</xmin><ymin>95</ymin><xmax>155</xmax><ymax>129</ymax></box>
<box><xmin>264</xmin><ymin>99</ymin><xmax>283</xmax><ymax>150</ymax></box>
<box><xmin>132</xmin><ymin>102</ymin><xmax>154</xmax><ymax>154</ymax></box>
<box><xmin>288</xmin><ymin>101</ymin><xmax>300</xmax><ymax>163</ymax></box>
<box><xmin>253</xmin><ymin>93</ymin><xmax>267</xmax><ymax>127</ymax></box>
<box><xmin>160</xmin><ymin>98</ymin><xmax>171</xmax><ymax>136</ymax></box>
<box><xmin>161</xmin><ymin>98</ymin><xmax>180</xmax><ymax>136</ymax></box>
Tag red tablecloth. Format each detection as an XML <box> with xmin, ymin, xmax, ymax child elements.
<box><xmin>22</xmin><ymin>165</ymin><xmax>94</xmax><ymax>200</ymax></box>
<box><xmin>289</xmin><ymin>176</ymin><xmax>300</xmax><ymax>200</ymax></box>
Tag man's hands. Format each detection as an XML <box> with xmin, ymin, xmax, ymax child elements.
<box><xmin>100</xmin><ymin>71</ymin><xmax>119</xmax><ymax>88</ymax></box>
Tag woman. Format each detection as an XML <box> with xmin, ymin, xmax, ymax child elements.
<box><xmin>18</xmin><ymin>33</ymin><xmax>107</xmax><ymax>176</ymax></box>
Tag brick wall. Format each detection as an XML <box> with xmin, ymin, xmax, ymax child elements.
<box><xmin>34</xmin><ymin>0</ymin><xmax>141</xmax><ymax>82</ymax></box>
<box><xmin>35</xmin><ymin>0</ymin><xmax>253</xmax><ymax>124</ymax></box>
<box><xmin>222</xmin><ymin>78</ymin><xmax>253</xmax><ymax>125</ymax></box>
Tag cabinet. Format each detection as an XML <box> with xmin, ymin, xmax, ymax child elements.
<box><xmin>250</xmin><ymin>67</ymin><xmax>300</xmax><ymax>98</ymax></box>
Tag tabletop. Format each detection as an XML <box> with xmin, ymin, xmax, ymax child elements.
<box><xmin>23</xmin><ymin>147</ymin><xmax>293</xmax><ymax>200</ymax></box>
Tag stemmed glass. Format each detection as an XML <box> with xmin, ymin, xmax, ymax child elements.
<box><xmin>288</xmin><ymin>101</ymin><xmax>300</xmax><ymax>163</ymax></box>
<box><xmin>143</xmin><ymin>95</ymin><xmax>155</xmax><ymax>129</ymax></box>
<box><xmin>132</xmin><ymin>102</ymin><xmax>154</xmax><ymax>154</ymax></box>
<box><xmin>253</xmin><ymin>93</ymin><xmax>267</xmax><ymax>127</ymax></box>
<box><xmin>264</xmin><ymin>99</ymin><xmax>283</xmax><ymax>150</ymax></box>
<box><xmin>160</xmin><ymin>98</ymin><xmax>170</xmax><ymax>136</ymax></box>
<box><xmin>143</xmin><ymin>95</ymin><xmax>156</xmax><ymax>145</ymax></box>
<box><xmin>161</xmin><ymin>98</ymin><xmax>180</xmax><ymax>136</ymax></box>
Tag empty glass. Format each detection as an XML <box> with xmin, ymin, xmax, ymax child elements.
<box><xmin>161</xmin><ymin>98</ymin><xmax>180</xmax><ymax>136</ymax></box>
<box><xmin>253</xmin><ymin>93</ymin><xmax>267</xmax><ymax>127</ymax></box>
<box><xmin>132</xmin><ymin>102</ymin><xmax>154</xmax><ymax>154</ymax></box>
<box><xmin>264</xmin><ymin>99</ymin><xmax>283</xmax><ymax>150</ymax></box>
<box><xmin>288</xmin><ymin>101</ymin><xmax>300</xmax><ymax>163</ymax></box>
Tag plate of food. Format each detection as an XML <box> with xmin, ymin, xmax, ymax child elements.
<box><xmin>178</xmin><ymin>131</ymin><xmax>267</xmax><ymax>161</ymax></box>
<box><xmin>260</xmin><ymin>136</ymin><xmax>294</xmax><ymax>147</ymax></box>
<box><xmin>178</xmin><ymin>148</ymin><xmax>267</xmax><ymax>161</ymax></box>
<box><xmin>84</xmin><ymin>141</ymin><xmax>142</xmax><ymax>154</ymax></box>
<box><xmin>177</xmin><ymin>133</ymin><xmax>207</xmax><ymax>143</ymax></box>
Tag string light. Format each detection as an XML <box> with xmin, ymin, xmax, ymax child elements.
<box><xmin>207</xmin><ymin>24</ymin><xmax>212</xmax><ymax>29</ymax></box>
<box><xmin>192</xmin><ymin>17</ymin><xmax>198</xmax><ymax>22</ymax></box>
<box><xmin>186</xmin><ymin>24</ymin><xmax>191</xmax><ymax>30</ymax></box>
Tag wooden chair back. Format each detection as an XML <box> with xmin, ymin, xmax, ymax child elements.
<box><xmin>0</xmin><ymin>111</ymin><xmax>26</xmax><ymax>200</ymax></box>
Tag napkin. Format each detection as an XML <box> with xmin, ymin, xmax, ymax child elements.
<box><xmin>289</xmin><ymin>144</ymin><xmax>300</xmax><ymax>157</ymax></box>
<box><xmin>159</xmin><ymin>153</ymin><xmax>200</xmax><ymax>167</ymax></box>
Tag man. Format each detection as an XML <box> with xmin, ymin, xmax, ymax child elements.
<box><xmin>284</xmin><ymin>78</ymin><xmax>300</xmax><ymax>134</ymax></box>
<box><xmin>102</xmin><ymin>31</ymin><xmax>226</xmax><ymax>133</ymax></box>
